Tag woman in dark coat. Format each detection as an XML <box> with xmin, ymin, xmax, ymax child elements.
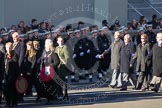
<box><xmin>33</xmin><ymin>40</ymin><xmax>43</xmax><ymax>101</ymax></box>
<box><xmin>40</xmin><ymin>39</ymin><xmax>60</xmax><ymax>104</ymax></box>
<box><xmin>23</xmin><ymin>41</ymin><xmax>38</xmax><ymax>96</ymax></box>
<box><xmin>120</xmin><ymin>34</ymin><xmax>136</xmax><ymax>90</ymax></box>
<box><xmin>4</xmin><ymin>42</ymin><xmax>19</xmax><ymax>107</ymax></box>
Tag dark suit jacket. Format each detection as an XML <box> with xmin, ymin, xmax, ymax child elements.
<box><xmin>0</xmin><ymin>48</ymin><xmax>5</xmax><ymax>80</ymax></box>
<box><xmin>13</xmin><ymin>41</ymin><xmax>26</xmax><ymax>68</ymax></box>
<box><xmin>120</xmin><ymin>42</ymin><xmax>136</xmax><ymax>73</ymax></box>
<box><xmin>23</xmin><ymin>54</ymin><xmax>37</xmax><ymax>76</ymax></box>
<box><xmin>4</xmin><ymin>51</ymin><xmax>19</xmax><ymax>81</ymax></box>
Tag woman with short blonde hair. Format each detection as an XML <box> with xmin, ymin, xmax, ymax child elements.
<box><xmin>40</xmin><ymin>38</ymin><xmax>60</xmax><ymax>104</ymax></box>
<box><xmin>44</xmin><ymin>39</ymin><xmax>55</xmax><ymax>52</ymax></box>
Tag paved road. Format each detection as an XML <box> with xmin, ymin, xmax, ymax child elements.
<box><xmin>0</xmin><ymin>71</ymin><xmax>161</xmax><ymax>108</ymax></box>
<box><xmin>1</xmin><ymin>86</ymin><xmax>162</xmax><ymax>108</ymax></box>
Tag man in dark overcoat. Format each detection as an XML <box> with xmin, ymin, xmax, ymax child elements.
<box><xmin>150</xmin><ymin>33</ymin><xmax>162</xmax><ymax>92</ymax></box>
<box><xmin>120</xmin><ymin>34</ymin><xmax>136</xmax><ymax>90</ymax></box>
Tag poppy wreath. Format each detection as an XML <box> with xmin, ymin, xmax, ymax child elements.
<box><xmin>15</xmin><ymin>76</ymin><xmax>28</xmax><ymax>94</ymax></box>
<box><xmin>40</xmin><ymin>66</ymin><xmax>55</xmax><ymax>82</ymax></box>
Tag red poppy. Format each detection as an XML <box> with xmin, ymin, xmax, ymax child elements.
<box><xmin>7</xmin><ymin>55</ymin><xmax>11</xmax><ymax>59</ymax></box>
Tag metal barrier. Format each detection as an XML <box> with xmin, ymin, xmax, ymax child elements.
<box><xmin>112</xmin><ymin>29</ymin><xmax>161</xmax><ymax>36</ymax></box>
<box><xmin>147</xmin><ymin>0</ymin><xmax>162</xmax><ymax>4</ymax></box>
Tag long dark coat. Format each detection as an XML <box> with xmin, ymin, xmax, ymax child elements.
<box><xmin>152</xmin><ymin>43</ymin><xmax>162</xmax><ymax>76</ymax></box>
<box><xmin>39</xmin><ymin>50</ymin><xmax>60</xmax><ymax>99</ymax></box>
<box><xmin>131</xmin><ymin>43</ymin><xmax>151</xmax><ymax>72</ymax></box>
<box><xmin>4</xmin><ymin>51</ymin><xmax>19</xmax><ymax>105</ymax></box>
<box><xmin>0</xmin><ymin>44</ymin><xmax>5</xmax><ymax>81</ymax></box>
<box><xmin>102</xmin><ymin>39</ymin><xmax>123</xmax><ymax>70</ymax></box>
<box><xmin>73</xmin><ymin>37</ymin><xmax>95</xmax><ymax>70</ymax></box>
<box><xmin>120</xmin><ymin>42</ymin><xmax>136</xmax><ymax>73</ymax></box>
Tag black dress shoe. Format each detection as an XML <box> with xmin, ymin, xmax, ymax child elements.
<box><xmin>109</xmin><ymin>85</ymin><xmax>116</xmax><ymax>88</ymax></box>
<box><xmin>132</xmin><ymin>87</ymin><xmax>141</xmax><ymax>91</ymax></box>
<box><xmin>151</xmin><ymin>88</ymin><xmax>158</xmax><ymax>93</ymax></box>
<box><xmin>135</xmin><ymin>87</ymin><xmax>141</xmax><ymax>90</ymax></box>
<box><xmin>120</xmin><ymin>88</ymin><xmax>127</xmax><ymax>91</ymax></box>
<box><xmin>149</xmin><ymin>84</ymin><xmax>154</xmax><ymax>87</ymax></box>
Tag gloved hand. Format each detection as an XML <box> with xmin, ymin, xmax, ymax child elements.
<box><xmin>87</xmin><ymin>49</ymin><xmax>90</xmax><ymax>53</ymax></box>
<box><xmin>73</xmin><ymin>54</ymin><xmax>77</xmax><ymax>58</ymax></box>
<box><xmin>80</xmin><ymin>52</ymin><xmax>84</xmax><ymax>56</ymax></box>
<box><xmin>95</xmin><ymin>54</ymin><xmax>99</xmax><ymax>58</ymax></box>
<box><xmin>2</xmin><ymin>80</ymin><xmax>5</xmax><ymax>84</ymax></box>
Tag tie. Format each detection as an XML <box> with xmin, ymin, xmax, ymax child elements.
<box><xmin>12</xmin><ymin>42</ymin><xmax>17</xmax><ymax>50</ymax></box>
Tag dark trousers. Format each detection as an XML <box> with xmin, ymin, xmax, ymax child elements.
<box><xmin>136</xmin><ymin>71</ymin><xmax>151</xmax><ymax>89</ymax></box>
<box><xmin>0</xmin><ymin>79</ymin><xmax>2</xmax><ymax>103</ymax></box>
<box><xmin>98</xmin><ymin>54</ymin><xmax>111</xmax><ymax>72</ymax></box>
<box><xmin>136</xmin><ymin>72</ymin><xmax>145</xmax><ymax>89</ymax></box>
<box><xmin>25</xmin><ymin>75</ymin><xmax>40</xmax><ymax>96</ymax></box>
<box><xmin>59</xmin><ymin>77</ymin><xmax>68</xmax><ymax>97</ymax></box>
<box><xmin>4</xmin><ymin>79</ymin><xmax>18</xmax><ymax>106</ymax></box>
